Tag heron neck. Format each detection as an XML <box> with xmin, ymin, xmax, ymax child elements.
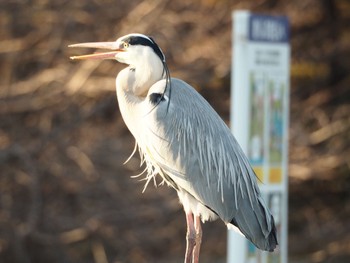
<box><xmin>115</xmin><ymin>58</ymin><xmax>164</xmax><ymax>120</ymax></box>
<box><xmin>132</xmin><ymin>59</ymin><xmax>164</xmax><ymax>96</ymax></box>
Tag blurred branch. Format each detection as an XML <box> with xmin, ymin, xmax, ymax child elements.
<box><xmin>66</xmin><ymin>146</ymin><xmax>99</xmax><ymax>181</ymax></box>
<box><xmin>65</xmin><ymin>60</ymin><xmax>102</xmax><ymax>95</ymax></box>
<box><xmin>117</xmin><ymin>0</ymin><xmax>169</xmax><ymax>34</ymax></box>
<box><xmin>0</xmin><ymin>68</ymin><xmax>66</xmax><ymax>98</ymax></box>
<box><xmin>92</xmin><ymin>240</ymin><xmax>109</xmax><ymax>263</ymax></box>
<box><xmin>309</xmin><ymin>118</ymin><xmax>350</xmax><ymax>145</ymax></box>
<box><xmin>0</xmin><ymin>28</ymin><xmax>51</xmax><ymax>54</ymax></box>
<box><xmin>4</xmin><ymin>145</ymin><xmax>42</xmax><ymax>236</ymax></box>
<box><xmin>59</xmin><ymin>228</ymin><xmax>89</xmax><ymax>244</ymax></box>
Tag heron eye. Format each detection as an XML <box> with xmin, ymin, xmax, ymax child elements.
<box><xmin>123</xmin><ymin>42</ymin><xmax>129</xmax><ymax>49</ymax></box>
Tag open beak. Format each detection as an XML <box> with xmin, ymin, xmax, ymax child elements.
<box><xmin>68</xmin><ymin>42</ymin><xmax>124</xmax><ymax>60</ymax></box>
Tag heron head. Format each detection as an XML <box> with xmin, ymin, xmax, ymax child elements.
<box><xmin>69</xmin><ymin>33</ymin><xmax>165</xmax><ymax>67</ymax></box>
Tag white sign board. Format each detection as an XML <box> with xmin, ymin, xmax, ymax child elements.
<box><xmin>228</xmin><ymin>11</ymin><xmax>290</xmax><ymax>263</ymax></box>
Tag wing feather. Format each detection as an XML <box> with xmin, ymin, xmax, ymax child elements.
<box><xmin>137</xmin><ymin>78</ymin><xmax>277</xmax><ymax>251</ymax></box>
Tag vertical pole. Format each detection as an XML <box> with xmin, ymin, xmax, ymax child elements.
<box><xmin>228</xmin><ymin>10</ymin><xmax>250</xmax><ymax>263</ymax></box>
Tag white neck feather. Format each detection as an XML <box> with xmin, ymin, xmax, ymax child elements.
<box><xmin>115</xmin><ymin>50</ymin><xmax>165</xmax><ymax>135</ymax></box>
<box><xmin>116</xmin><ymin>47</ymin><xmax>165</xmax><ymax>97</ymax></box>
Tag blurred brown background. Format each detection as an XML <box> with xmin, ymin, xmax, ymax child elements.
<box><xmin>0</xmin><ymin>0</ymin><xmax>349</xmax><ymax>262</ymax></box>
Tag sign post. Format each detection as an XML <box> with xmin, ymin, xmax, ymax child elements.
<box><xmin>228</xmin><ymin>11</ymin><xmax>290</xmax><ymax>263</ymax></box>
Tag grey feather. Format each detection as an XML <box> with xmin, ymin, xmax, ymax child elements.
<box><xmin>134</xmin><ymin>78</ymin><xmax>277</xmax><ymax>251</ymax></box>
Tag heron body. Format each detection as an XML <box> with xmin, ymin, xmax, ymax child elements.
<box><xmin>70</xmin><ymin>33</ymin><xmax>277</xmax><ymax>263</ymax></box>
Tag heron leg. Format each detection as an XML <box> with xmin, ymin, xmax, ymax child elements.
<box><xmin>192</xmin><ymin>215</ymin><xmax>202</xmax><ymax>263</ymax></box>
<box><xmin>185</xmin><ymin>213</ymin><xmax>196</xmax><ymax>263</ymax></box>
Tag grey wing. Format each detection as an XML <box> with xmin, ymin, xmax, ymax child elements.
<box><xmin>143</xmin><ymin>78</ymin><xmax>277</xmax><ymax>251</ymax></box>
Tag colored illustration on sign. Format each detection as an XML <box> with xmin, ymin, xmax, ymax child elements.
<box><xmin>248</xmin><ymin>72</ymin><xmax>265</xmax><ymax>167</ymax></box>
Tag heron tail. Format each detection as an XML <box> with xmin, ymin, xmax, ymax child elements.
<box><xmin>228</xmin><ymin>196</ymin><xmax>278</xmax><ymax>252</ymax></box>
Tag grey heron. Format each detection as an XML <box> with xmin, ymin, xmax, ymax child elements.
<box><xmin>69</xmin><ymin>33</ymin><xmax>277</xmax><ymax>263</ymax></box>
